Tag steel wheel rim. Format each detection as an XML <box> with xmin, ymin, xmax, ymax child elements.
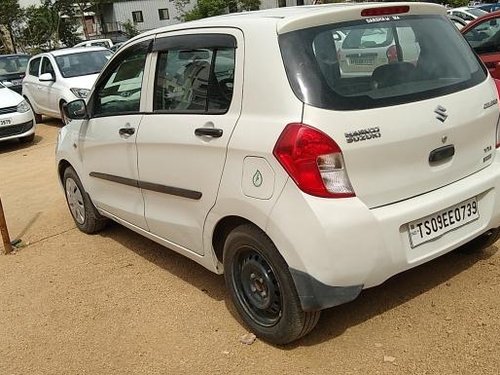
<box><xmin>232</xmin><ymin>247</ymin><xmax>282</xmax><ymax>327</ymax></box>
<box><xmin>65</xmin><ymin>177</ymin><xmax>85</xmax><ymax>224</ymax></box>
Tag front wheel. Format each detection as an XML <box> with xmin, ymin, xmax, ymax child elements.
<box><xmin>60</xmin><ymin>101</ymin><xmax>70</xmax><ymax>125</ymax></box>
<box><xmin>223</xmin><ymin>224</ymin><xmax>320</xmax><ymax>345</ymax></box>
<box><xmin>63</xmin><ymin>166</ymin><xmax>107</xmax><ymax>234</ymax></box>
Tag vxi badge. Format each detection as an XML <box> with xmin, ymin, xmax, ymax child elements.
<box><xmin>345</xmin><ymin>127</ymin><xmax>381</xmax><ymax>143</ymax></box>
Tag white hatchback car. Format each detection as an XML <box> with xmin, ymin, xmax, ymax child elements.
<box><xmin>0</xmin><ymin>82</ymin><xmax>36</xmax><ymax>143</ymax></box>
<box><xmin>22</xmin><ymin>47</ymin><xmax>112</xmax><ymax>124</ymax></box>
<box><xmin>56</xmin><ymin>3</ymin><xmax>500</xmax><ymax>344</ymax></box>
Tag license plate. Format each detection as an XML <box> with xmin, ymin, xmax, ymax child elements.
<box><xmin>0</xmin><ymin>119</ymin><xmax>12</xmax><ymax>126</ymax></box>
<box><xmin>408</xmin><ymin>197</ymin><xmax>479</xmax><ymax>248</ymax></box>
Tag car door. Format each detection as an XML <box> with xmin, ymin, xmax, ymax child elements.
<box><xmin>462</xmin><ymin>16</ymin><xmax>500</xmax><ymax>79</ymax></box>
<box><xmin>79</xmin><ymin>37</ymin><xmax>154</xmax><ymax>230</ymax></box>
<box><xmin>136</xmin><ymin>30</ymin><xmax>243</xmax><ymax>255</ymax></box>
<box><xmin>37</xmin><ymin>56</ymin><xmax>59</xmax><ymax>116</ymax></box>
<box><xmin>23</xmin><ymin>56</ymin><xmax>41</xmax><ymax>107</ymax></box>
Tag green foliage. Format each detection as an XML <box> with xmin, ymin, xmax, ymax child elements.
<box><xmin>0</xmin><ymin>0</ymin><xmax>22</xmax><ymax>52</ymax></box>
<box><xmin>0</xmin><ymin>0</ymin><xmax>21</xmax><ymax>30</ymax></box>
<box><xmin>122</xmin><ymin>19</ymin><xmax>140</xmax><ymax>38</ymax></box>
<box><xmin>177</xmin><ymin>0</ymin><xmax>261</xmax><ymax>22</ymax></box>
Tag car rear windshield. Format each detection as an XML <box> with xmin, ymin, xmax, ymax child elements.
<box><xmin>279</xmin><ymin>15</ymin><xmax>486</xmax><ymax>110</ymax></box>
<box><xmin>55</xmin><ymin>50</ymin><xmax>112</xmax><ymax>78</ymax></box>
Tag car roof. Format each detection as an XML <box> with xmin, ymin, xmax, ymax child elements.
<box><xmin>27</xmin><ymin>46</ymin><xmax>110</xmax><ymax>61</ymax></box>
<box><xmin>125</xmin><ymin>2</ymin><xmax>444</xmax><ymax>42</ymax></box>
<box><xmin>48</xmin><ymin>46</ymin><xmax>110</xmax><ymax>57</ymax></box>
<box><xmin>0</xmin><ymin>54</ymin><xmax>30</xmax><ymax>58</ymax></box>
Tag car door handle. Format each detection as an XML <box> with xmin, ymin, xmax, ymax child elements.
<box><xmin>119</xmin><ymin>127</ymin><xmax>135</xmax><ymax>136</ymax></box>
<box><xmin>194</xmin><ymin>127</ymin><xmax>223</xmax><ymax>138</ymax></box>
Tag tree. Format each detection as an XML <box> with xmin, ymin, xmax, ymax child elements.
<box><xmin>0</xmin><ymin>0</ymin><xmax>22</xmax><ymax>53</ymax></box>
<box><xmin>17</xmin><ymin>0</ymin><xmax>80</xmax><ymax>52</ymax></box>
<box><xmin>122</xmin><ymin>19</ymin><xmax>139</xmax><ymax>38</ymax></box>
<box><xmin>176</xmin><ymin>0</ymin><xmax>261</xmax><ymax>22</ymax></box>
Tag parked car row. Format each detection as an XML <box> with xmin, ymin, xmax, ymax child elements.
<box><xmin>55</xmin><ymin>3</ymin><xmax>500</xmax><ymax>345</ymax></box>
<box><xmin>22</xmin><ymin>47</ymin><xmax>112</xmax><ymax>124</ymax></box>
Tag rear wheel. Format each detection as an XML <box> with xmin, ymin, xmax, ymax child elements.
<box><xmin>223</xmin><ymin>224</ymin><xmax>320</xmax><ymax>345</ymax></box>
<box><xmin>63</xmin><ymin>166</ymin><xmax>107</xmax><ymax>234</ymax></box>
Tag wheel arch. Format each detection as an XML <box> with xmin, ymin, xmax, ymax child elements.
<box><xmin>58</xmin><ymin>159</ymin><xmax>72</xmax><ymax>184</ymax></box>
<box><xmin>212</xmin><ymin>215</ymin><xmax>254</xmax><ymax>264</ymax></box>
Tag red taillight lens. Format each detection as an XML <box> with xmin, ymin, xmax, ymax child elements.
<box><xmin>386</xmin><ymin>45</ymin><xmax>398</xmax><ymax>63</ymax></box>
<box><xmin>361</xmin><ymin>6</ymin><xmax>410</xmax><ymax>17</ymax></box>
<box><xmin>273</xmin><ymin>123</ymin><xmax>355</xmax><ymax>198</ymax></box>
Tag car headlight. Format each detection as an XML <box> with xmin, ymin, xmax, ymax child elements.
<box><xmin>70</xmin><ymin>88</ymin><xmax>90</xmax><ymax>99</ymax></box>
<box><xmin>17</xmin><ymin>100</ymin><xmax>30</xmax><ymax>113</ymax></box>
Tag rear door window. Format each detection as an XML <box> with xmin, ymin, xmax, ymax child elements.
<box><xmin>153</xmin><ymin>44</ymin><xmax>235</xmax><ymax>114</ymax></box>
<box><xmin>279</xmin><ymin>15</ymin><xmax>486</xmax><ymax>110</ymax></box>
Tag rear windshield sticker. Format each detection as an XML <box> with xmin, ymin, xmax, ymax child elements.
<box><xmin>365</xmin><ymin>16</ymin><xmax>401</xmax><ymax>23</ymax></box>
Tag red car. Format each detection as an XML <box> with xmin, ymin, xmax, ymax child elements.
<box><xmin>462</xmin><ymin>10</ymin><xmax>500</xmax><ymax>79</ymax></box>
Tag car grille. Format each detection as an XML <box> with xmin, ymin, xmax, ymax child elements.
<box><xmin>0</xmin><ymin>106</ymin><xmax>17</xmax><ymax>115</ymax></box>
<box><xmin>0</xmin><ymin>120</ymin><xmax>33</xmax><ymax>138</ymax></box>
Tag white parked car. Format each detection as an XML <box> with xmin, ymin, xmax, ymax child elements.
<box><xmin>447</xmin><ymin>7</ymin><xmax>487</xmax><ymax>22</ymax></box>
<box><xmin>337</xmin><ymin>26</ymin><xmax>420</xmax><ymax>77</ymax></box>
<box><xmin>56</xmin><ymin>3</ymin><xmax>500</xmax><ymax>344</ymax></box>
<box><xmin>22</xmin><ymin>47</ymin><xmax>112</xmax><ymax>124</ymax></box>
<box><xmin>73</xmin><ymin>38</ymin><xmax>114</xmax><ymax>49</ymax></box>
<box><xmin>0</xmin><ymin>82</ymin><xmax>36</xmax><ymax>143</ymax></box>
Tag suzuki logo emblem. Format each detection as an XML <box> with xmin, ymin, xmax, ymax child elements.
<box><xmin>434</xmin><ymin>105</ymin><xmax>448</xmax><ymax>123</ymax></box>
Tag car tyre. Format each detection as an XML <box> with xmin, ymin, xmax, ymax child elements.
<box><xmin>63</xmin><ymin>166</ymin><xmax>107</xmax><ymax>234</ymax></box>
<box><xmin>25</xmin><ymin>97</ymin><xmax>42</xmax><ymax>123</ymax></box>
<box><xmin>223</xmin><ymin>224</ymin><xmax>320</xmax><ymax>345</ymax></box>
<box><xmin>60</xmin><ymin>101</ymin><xmax>70</xmax><ymax>125</ymax></box>
<box><xmin>460</xmin><ymin>228</ymin><xmax>500</xmax><ymax>253</ymax></box>
<box><xmin>19</xmin><ymin>133</ymin><xmax>35</xmax><ymax>143</ymax></box>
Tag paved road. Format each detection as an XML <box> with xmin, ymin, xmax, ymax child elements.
<box><xmin>0</xmin><ymin>121</ymin><xmax>499</xmax><ymax>374</ymax></box>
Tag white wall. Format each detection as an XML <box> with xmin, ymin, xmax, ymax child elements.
<box><xmin>112</xmin><ymin>0</ymin><xmax>196</xmax><ymax>32</ymax></box>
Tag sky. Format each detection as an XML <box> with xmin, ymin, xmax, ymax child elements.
<box><xmin>19</xmin><ymin>0</ymin><xmax>42</xmax><ymax>7</ymax></box>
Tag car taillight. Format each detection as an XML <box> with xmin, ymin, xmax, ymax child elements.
<box><xmin>273</xmin><ymin>123</ymin><xmax>355</xmax><ymax>198</ymax></box>
<box><xmin>386</xmin><ymin>45</ymin><xmax>398</xmax><ymax>63</ymax></box>
<box><xmin>361</xmin><ymin>6</ymin><xmax>410</xmax><ymax>17</ymax></box>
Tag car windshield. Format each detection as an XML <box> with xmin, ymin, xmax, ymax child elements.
<box><xmin>463</xmin><ymin>17</ymin><xmax>500</xmax><ymax>54</ymax></box>
<box><xmin>467</xmin><ymin>8</ymin><xmax>487</xmax><ymax>17</ymax></box>
<box><xmin>0</xmin><ymin>55</ymin><xmax>29</xmax><ymax>75</ymax></box>
<box><xmin>279</xmin><ymin>15</ymin><xmax>486</xmax><ymax>110</ymax></box>
<box><xmin>55</xmin><ymin>50</ymin><xmax>112</xmax><ymax>78</ymax></box>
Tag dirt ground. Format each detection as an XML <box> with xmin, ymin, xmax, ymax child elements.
<box><xmin>0</xmin><ymin>121</ymin><xmax>499</xmax><ymax>375</ymax></box>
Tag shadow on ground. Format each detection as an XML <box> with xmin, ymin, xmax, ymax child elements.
<box><xmin>99</xmin><ymin>222</ymin><xmax>227</xmax><ymax>302</ymax></box>
<box><xmin>97</xmin><ymin>220</ymin><xmax>497</xmax><ymax>347</ymax></box>
<box><xmin>0</xmin><ymin>134</ymin><xmax>44</xmax><ymax>154</ymax></box>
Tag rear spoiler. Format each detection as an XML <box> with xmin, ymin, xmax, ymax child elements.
<box><xmin>277</xmin><ymin>2</ymin><xmax>446</xmax><ymax>34</ymax></box>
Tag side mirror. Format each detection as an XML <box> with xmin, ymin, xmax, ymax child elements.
<box><xmin>39</xmin><ymin>73</ymin><xmax>54</xmax><ymax>82</ymax></box>
<box><xmin>64</xmin><ymin>99</ymin><xmax>88</xmax><ymax>120</ymax></box>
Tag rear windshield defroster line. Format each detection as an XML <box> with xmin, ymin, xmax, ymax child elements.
<box><xmin>278</xmin><ymin>15</ymin><xmax>487</xmax><ymax>111</ymax></box>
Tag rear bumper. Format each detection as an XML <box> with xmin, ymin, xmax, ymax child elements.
<box><xmin>266</xmin><ymin>153</ymin><xmax>500</xmax><ymax>310</ymax></box>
